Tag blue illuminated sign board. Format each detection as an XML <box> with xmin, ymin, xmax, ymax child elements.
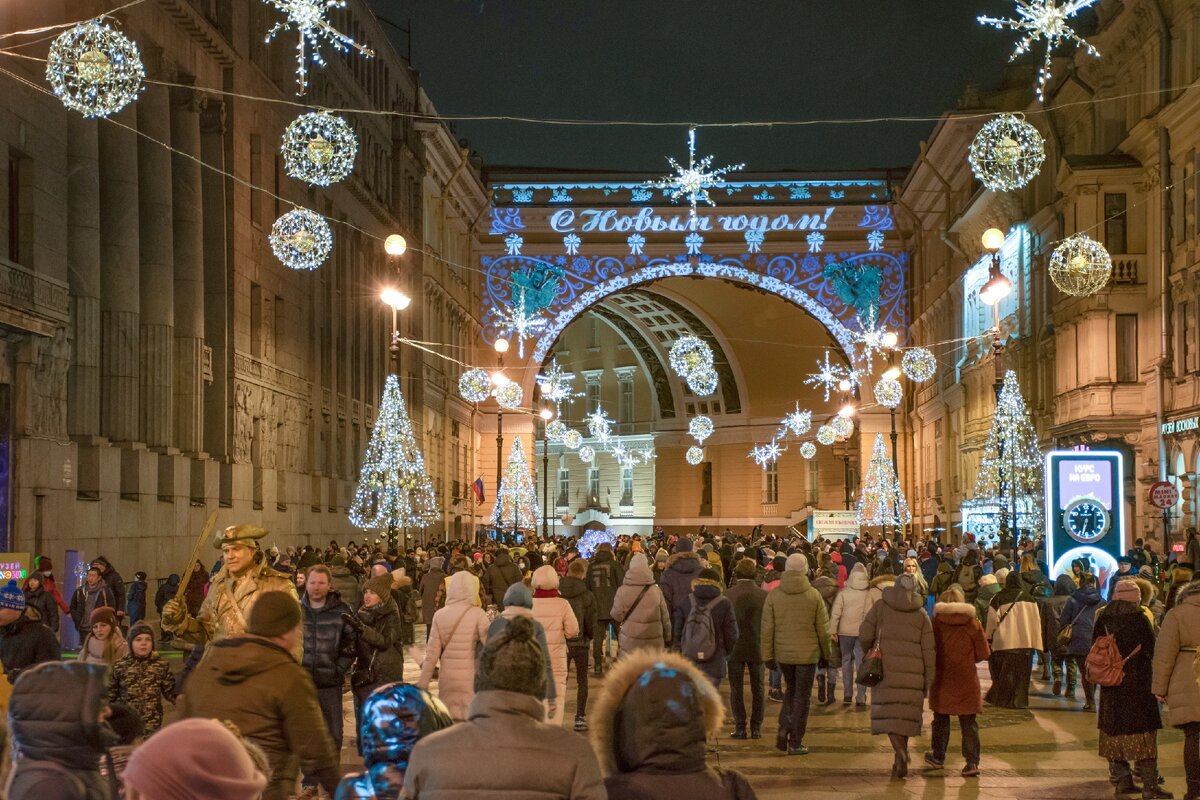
<box><xmin>1044</xmin><ymin>450</ymin><xmax>1125</xmax><ymax>583</ymax></box>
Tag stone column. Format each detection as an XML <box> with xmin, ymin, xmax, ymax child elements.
<box><xmin>138</xmin><ymin>81</ymin><xmax>174</xmax><ymax>448</ymax></box>
<box><xmin>201</xmin><ymin>99</ymin><xmax>230</xmax><ymax>459</ymax></box>
<box><xmin>171</xmin><ymin>81</ymin><xmax>205</xmax><ymax>455</ymax></box>
<box><xmin>67</xmin><ymin>116</ymin><xmax>101</xmax><ymax>437</ymax></box>
<box><xmin>99</xmin><ymin>110</ymin><xmax>140</xmax><ymax>442</ymax></box>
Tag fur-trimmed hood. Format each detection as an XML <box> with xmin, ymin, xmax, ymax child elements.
<box><xmin>869</xmin><ymin>575</ymin><xmax>895</xmax><ymax>590</ymax></box>
<box><xmin>932</xmin><ymin>601</ymin><xmax>977</xmax><ymax>621</ymax></box>
<box><xmin>589</xmin><ymin>649</ymin><xmax>723</xmax><ymax>777</ymax></box>
<box><xmin>1133</xmin><ymin>576</ymin><xmax>1156</xmax><ymax>604</ymax></box>
<box><xmin>1177</xmin><ymin>579</ymin><xmax>1200</xmax><ymax>603</ymax></box>
<box><xmin>665</xmin><ymin>551</ymin><xmax>703</xmax><ymax>572</ymax></box>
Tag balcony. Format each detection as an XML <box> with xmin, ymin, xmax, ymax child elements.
<box><xmin>1109</xmin><ymin>256</ymin><xmax>1140</xmax><ymax>286</ymax></box>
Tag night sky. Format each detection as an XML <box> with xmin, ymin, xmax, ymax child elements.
<box><xmin>370</xmin><ymin>0</ymin><xmax>1015</xmax><ymax>173</ymax></box>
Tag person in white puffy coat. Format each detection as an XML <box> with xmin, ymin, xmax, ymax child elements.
<box><xmin>418</xmin><ymin>571</ymin><xmax>490</xmax><ymax>721</ymax></box>
<box><xmin>830</xmin><ymin>563</ymin><xmax>873</xmax><ymax>705</ymax></box>
<box><xmin>531</xmin><ymin>565</ymin><xmax>580</xmax><ymax>726</ymax></box>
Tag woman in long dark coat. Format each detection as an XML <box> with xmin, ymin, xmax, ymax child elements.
<box><xmin>984</xmin><ymin>572</ymin><xmax>1042</xmax><ymax>709</ymax></box>
<box><xmin>1098</xmin><ymin>580</ymin><xmax>1169</xmax><ymax>798</ymax></box>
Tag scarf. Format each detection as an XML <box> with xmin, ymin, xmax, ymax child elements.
<box><xmin>990</xmin><ymin>571</ymin><xmax>1035</xmax><ymax>609</ymax></box>
<box><xmin>533</xmin><ymin>588</ymin><xmax>558</xmax><ymax>598</ymax></box>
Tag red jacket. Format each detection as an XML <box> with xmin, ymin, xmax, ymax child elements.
<box><xmin>929</xmin><ymin>601</ymin><xmax>990</xmax><ymax>716</ymax></box>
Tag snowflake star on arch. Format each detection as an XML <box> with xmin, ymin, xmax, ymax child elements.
<box><xmin>804</xmin><ymin>351</ymin><xmax>859</xmax><ymax>402</ymax></box>
<box><xmin>646</xmin><ymin>127</ymin><xmax>744</xmax><ymax>219</ymax></box>
<box><xmin>536</xmin><ymin>359</ymin><xmax>581</xmax><ymax>408</ymax></box>
<box><xmin>978</xmin><ymin>0</ymin><xmax>1100</xmax><ymax>102</ymax></box>
<box><xmin>495</xmin><ymin>285</ymin><xmax>547</xmax><ymax>358</ymax></box>
<box><xmin>852</xmin><ymin>307</ymin><xmax>897</xmax><ymax>366</ymax></box>
<box><xmin>263</xmin><ymin>0</ymin><xmax>375</xmax><ymax>95</ymax></box>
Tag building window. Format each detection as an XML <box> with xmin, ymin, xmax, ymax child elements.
<box><xmin>621</xmin><ymin>466</ymin><xmax>633</xmax><ymax>507</ymax></box>
<box><xmin>7</xmin><ymin>153</ymin><xmax>22</xmax><ymax>264</ymax></box>
<box><xmin>250</xmin><ymin>283</ymin><xmax>264</xmax><ymax>358</ymax></box>
<box><xmin>1116</xmin><ymin>314</ymin><xmax>1138</xmax><ymax>382</ymax></box>
<box><xmin>249</xmin><ymin>134</ymin><xmax>263</xmax><ymax>227</ymax></box>
<box><xmin>618</xmin><ymin>378</ymin><xmax>634</xmax><ymax>424</ymax></box>
<box><xmin>587</xmin><ymin>381</ymin><xmax>601</xmax><ymax>413</ymax></box>
<box><xmin>588</xmin><ymin>467</ymin><xmax>600</xmax><ymax>506</ymax></box>
<box><xmin>807</xmin><ymin>460</ymin><xmax>819</xmax><ymax>505</ymax></box>
<box><xmin>557</xmin><ymin>455</ymin><xmax>569</xmax><ymax>508</ymax></box>
<box><xmin>763</xmin><ymin>460</ymin><xmax>779</xmax><ymax>504</ymax></box>
<box><xmin>1104</xmin><ymin>193</ymin><xmax>1127</xmax><ymax>254</ymax></box>
<box><xmin>588</xmin><ymin>316</ymin><xmax>601</xmax><ymax>349</ymax></box>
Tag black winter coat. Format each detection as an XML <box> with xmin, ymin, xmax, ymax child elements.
<box><xmin>1093</xmin><ymin>600</ymin><xmax>1161</xmax><ymax>737</ymax></box>
<box><xmin>0</xmin><ymin>613</ymin><xmax>61</xmax><ymax>686</ymax></box>
<box><xmin>586</xmin><ymin>549</ymin><xmax>624</xmax><ymax>620</ymax></box>
<box><xmin>559</xmin><ymin>575</ymin><xmax>597</xmax><ymax>647</ymax></box>
<box><xmin>1058</xmin><ymin>586</ymin><xmax>1103</xmax><ymax>656</ymax></box>
<box><xmin>484</xmin><ymin>553</ymin><xmax>523</xmax><ymax>608</ymax></box>
<box><xmin>68</xmin><ymin>584</ymin><xmax>114</xmax><ymax>632</ymax></box>
<box><xmin>154</xmin><ymin>575</ymin><xmax>179</xmax><ymax>614</ymax></box>
<box><xmin>351</xmin><ymin>599</ymin><xmax>405</xmax><ymax>691</ymax></box>
<box><xmin>94</xmin><ymin>561</ymin><xmax>126</xmax><ymax>618</ymax></box>
<box><xmin>302</xmin><ymin>592</ymin><xmax>356</xmax><ymax>689</ymax></box>
<box><xmin>125</xmin><ymin>579</ymin><xmax>147</xmax><ymax>623</ymax></box>
<box><xmin>686</xmin><ymin>582</ymin><xmax>738</xmax><ymax>683</ymax></box>
<box><xmin>725</xmin><ymin>579</ymin><xmax>766</xmax><ymax>663</ymax></box>
<box><xmin>420</xmin><ymin>567</ymin><xmax>446</xmax><ymax>626</ymax></box>
<box><xmin>660</xmin><ymin>551</ymin><xmax>705</xmax><ymax>629</ymax></box>
<box><xmin>24</xmin><ymin>586</ymin><xmax>59</xmax><ymax>634</ymax></box>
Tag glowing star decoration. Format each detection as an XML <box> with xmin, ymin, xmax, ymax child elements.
<box><xmin>496</xmin><ymin>286</ymin><xmax>548</xmax><ymax>358</ymax></box>
<box><xmin>799</xmin><ymin>442</ymin><xmax>817</xmax><ymax>460</ymax></box>
<box><xmin>585</xmin><ymin>410</ymin><xmax>614</xmax><ymax>443</ymax></box>
<box><xmin>874</xmin><ymin>378</ymin><xmax>903</xmax><ymax>410</ymax></box>
<box><xmin>646</xmin><ymin>127</ymin><xmax>744</xmax><ymax>219</ymax></box>
<box><xmin>609</xmin><ymin>441</ymin><xmax>629</xmax><ymax>462</ymax></box>
<box><xmin>562</xmin><ymin>429</ymin><xmax>583</xmax><ymax>450</ymax></box>
<box><xmin>269</xmin><ymin>208</ymin><xmax>333</xmax><ymax>271</ymax></box>
<box><xmin>968</xmin><ymin>114</ymin><xmax>1046</xmax><ymax>191</ymax></box>
<box><xmin>263</xmin><ymin>0</ymin><xmax>375</xmax><ymax>95</ymax></box>
<box><xmin>831</xmin><ymin>414</ymin><xmax>854</xmax><ymax>439</ymax></box>
<box><xmin>46</xmin><ymin>20</ymin><xmax>145</xmax><ymax>118</ymax></box>
<box><xmin>901</xmin><ymin>348</ymin><xmax>937</xmax><ymax>383</ymax></box>
<box><xmin>458</xmin><ymin>368</ymin><xmax>492</xmax><ymax>404</ymax></box>
<box><xmin>1049</xmin><ymin>233</ymin><xmax>1112</xmax><ymax>297</ymax></box>
<box><xmin>750</xmin><ymin>439</ymin><xmax>786</xmax><ymax>468</ymax></box>
<box><xmin>578</xmin><ymin>445</ymin><xmax>596</xmax><ymax>464</ymax></box>
<box><xmin>978</xmin><ymin>0</ymin><xmax>1100</xmax><ymax>102</ymax></box>
<box><xmin>545</xmin><ymin>419</ymin><xmax>568</xmax><ymax>442</ymax></box>
<box><xmin>853</xmin><ymin>308</ymin><xmax>896</xmax><ymax>365</ymax></box>
<box><xmin>816</xmin><ymin>425</ymin><xmax>837</xmax><ymax>446</ymax></box>
<box><xmin>780</xmin><ymin>404</ymin><xmax>813</xmax><ymax>439</ymax></box>
<box><xmin>281</xmin><ymin>111</ymin><xmax>357</xmax><ymax>186</ymax></box>
<box><xmin>685</xmin><ymin>446</ymin><xmax>705</xmax><ymax>466</ymax></box>
<box><xmin>688</xmin><ymin>415</ymin><xmax>714</xmax><ymax>444</ymax></box>
<box><xmin>668</xmin><ymin>334</ymin><xmax>713</xmax><ymax>378</ymax></box>
<box><xmin>805</xmin><ymin>351</ymin><xmax>856</xmax><ymax>402</ymax></box>
<box><xmin>687</xmin><ymin>364</ymin><xmax>719</xmax><ymax>397</ymax></box>
<box><xmin>637</xmin><ymin>448</ymin><xmax>656</xmax><ymax>465</ymax></box>
<box><xmin>536</xmin><ymin>360</ymin><xmax>581</xmax><ymax>407</ymax></box>
<box><xmin>494</xmin><ymin>381</ymin><xmax>524</xmax><ymax>410</ymax></box>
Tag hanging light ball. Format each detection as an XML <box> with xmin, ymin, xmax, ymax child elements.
<box><xmin>494</xmin><ymin>381</ymin><xmax>524</xmax><ymax>409</ymax></box>
<box><xmin>688</xmin><ymin>415</ymin><xmax>714</xmax><ymax>443</ymax></box>
<box><xmin>545</xmin><ymin>419</ymin><xmax>569</xmax><ymax>442</ymax></box>
<box><xmin>816</xmin><ymin>424</ymin><xmax>837</xmax><ymax>446</ymax></box>
<box><xmin>46</xmin><ymin>20</ymin><xmax>144</xmax><ymax>118</ymax></box>
<box><xmin>269</xmin><ymin>208</ymin><xmax>333</xmax><ymax>271</ymax></box>
<box><xmin>799</xmin><ymin>442</ymin><xmax>817</xmax><ymax>460</ymax></box>
<box><xmin>687</xmin><ymin>364</ymin><xmax>719</xmax><ymax>396</ymax></box>
<box><xmin>831</xmin><ymin>414</ymin><xmax>855</xmax><ymax>438</ymax></box>
<box><xmin>281</xmin><ymin>111</ymin><xmax>357</xmax><ymax>186</ymax></box>
<box><xmin>901</xmin><ymin>348</ymin><xmax>937</xmax><ymax>383</ymax></box>
<box><xmin>458</xmin><ymin>368</ymin><xmax>492</xmax><ymax>403</ymax></box>
<box><xmin>1049</xmin><ymin>233</ymin><xmax>1113</xmax><ymax>297</ymax></box>
<box><xmin>685</xmin><ymin>446</ymin><xmax>705</xmax><ymax>466</ymax></box>
<box><xmin>669</xmin><ymin>334</ymin><xmax>713</xmax><ymax>377</ymax></box>
<box><xmin>563</xmin><ymin>430</ymin><xmax>583</xmax><ymax>450</ymax></box>
<box><xmin>967</xmin><ymin>113</ymin><xmax>1045</xmax><ymax>191</ymax></box>
<box><xmin>874</xmin><ymin>378</ymin><xmax>903</xmax><ymax>409</ymax></box>
<box><xmin>578</xmin><ymin>445</ymin><xmax>596</xmax><ymax>463</ymax></box>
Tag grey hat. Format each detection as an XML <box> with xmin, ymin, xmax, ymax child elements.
<box><xmin>475</xmin><ymin>616</ymin><xmax>547</xmax><ymax>698</ymax></box>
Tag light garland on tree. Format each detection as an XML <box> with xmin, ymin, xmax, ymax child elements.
<box><xmin>901</xmin><ymin>348</ymin><xmax>937</xmax><ymax>383</ymax></box>
<box><xmin>263</xmin><ymin>0</ymin><xmax>376</xmax><ymax>95</ymax></box>
<box><xmin>972</xmin><ymin>369</ymin><xmax>1045</xmax><ymax>536</ymax></box>
<box><xmin>348</xmin><ymin>374</ymin><xmax>438</xmax><ymax>532</ymax></box>
<box><xmin>685</xmin><ymin>446</ymin><xmax>705</xmax><ymax>466</ymax></box>
<box><xmin>269</xmin><ymin>208</ymin><xmax>333</xmax><ymax>271</ymax></box>
<box><xmin>563</xmin><ymin>429</ymin><xmax>583</xmax><ymax>450</ymax></box>
<box><xmin>1049</xmin><ymin>233</ymin><xmax>1112</xmax><ymax>296</ymax></box>
<box><xmin>494</xmin><ymin>381</ymin><xmax>524</xmax><ymax>410</ymax></box>
<box><xmin>492</xmin><ymin>438</ymin><xmax>538</xmax><ymax>531</ymax></box>
<box><xmin>578</xmin><ymin>528</ymin><xmax>617</xmax><ymax>559</ymax></box>
<box><xmin>46</xmin><ymin>19</ymin><xmax>145</xmax><ymax>118</ymax></box>
<box><xmin>578</xmin><ymin>445</ymin><xmax>596</xmax><ymax>463</ymax></box>
<box><xmin>458</xmin><ymin>368</ymin><xmax>492</xmax><ymax>403</ymax></box>
<box><xmin>968</xmin><ymin>114</ymin><xmax>1045</xmax><ymax>191</ymax></box>
<box><xmin>688</xmin><ymin>415</ymin><xmax>714</xmax><ymax>443</ymax></box>
<box><xmin>545</xmin><ymin>419</ymin><xmax>568</xmax><ymax>442</ymax></box>
<box><xmin>646</xmin><ymin>127</ymin><xmax>744</xmax><ymax>219</ymax></box>
<box><xmin>874</xmin><ymin>378</ymin><xmax>903</xmax><ymax>409</ymax></box>
<box><xmin>668</xmin><ymin>334</ymin><xmax>713</xmax><ymax>377</ymax></box>
<box><xmin>687</xmin><ymin>364</ymin><xmax>719</xmax><ymax>396</ymax></box>
<box><xmin>281</xmin><ymin>111</ymin><xmax>357</xmax><ymax>186</ymax></box>
<box><xmin>857</xmin><ymin>433</ymin><xmax>911</xmax><ymax>528</ymax></box>
<box><xmin>816</xmin><ymin>425</ymin><xmax>837</xmax><ymax>446</ymax></box>
<box><xmin>978</xmin><ymin>1</ymin><xmax>1100</xmax><ymax>102</ymax></box>
<box><xmin>799</xmin><ymin>442</ymin><xmax>817</xmax><ymax>460</ymax></box>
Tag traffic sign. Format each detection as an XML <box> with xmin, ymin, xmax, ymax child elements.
<box><xmin>1147</xmin><ymin>481</ymin><xmax>1179</xmax><ymax>510</ymax></box>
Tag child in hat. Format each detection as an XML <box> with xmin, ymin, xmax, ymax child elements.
<box><xmin>109</xmin><ymin>622</ymin><xmax>177</xmax><ymax>734</ymax></box>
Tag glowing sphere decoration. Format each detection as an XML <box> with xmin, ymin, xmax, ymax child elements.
<box><xmin>563</xmin><ymin>430</ymin><xmax>583</xmax><ymax>450</ymax></box>
<box><xmin>799</xmin><ymin>442</ymin><xmax>817</xmax><ymax>460</ymax></box>
<box><xmin>967</xmin><ymin>114</ymin><xmax>1045</xmax><ymax>192</ymax></box>
<box><xmin>874</xmin><ymin>378</ymin><xmax>903</xmax><ymax>409</ymax></box>
<box><xmin>269</xmin><ymin>208</ymin><xmax>333</xmax><ymax>271</ymax></box>
<box><xmin>816</xmin><ymin>425</ymin><xmax>837</xmax><ymax>446</ymax></box>
<box><xmin>685</xmin><ymin>446</ymin><xmax>705</xmax><ymax>466</ymax></box>
<box><xmin>901</xmin><ymin>348</ymin><xmax>937</xmax><ymax>383</ymax></box>
<box><xmin>494</xmin><ymin>381</ymin><xmax>524</xmax><ymax>410</ymax></box>
<box><xmin>688</xmin><ymin>415</ymin><xmax>714</xmax><ymax>443</ymax></box>
<box><xmin>687</xmin><ymin>364</ymin><xmax>719</xmax><ymax>396</ymax></box>
<box><xmin>578</xmin><ymin>445</ymin><xmax>596</xmax><ymax>463</ymax></box>
<box><xmin>1049</xmin><ymin>233</ymin><xmax>1112</xmax><ymax>297</ymax></box>
<box><xmin>458</xmin><ymin>368</ymin><xmax>492</xmax><ymax>403</ymax></box>
<box><xmin>669</xmin><ymin>334</ymin><xmax>713</xmax><ymax>377</ymax></box>
<box><xmin>831</xmin><ymin>414</ymin><xmax>854</xmax><ymax>438</ymax></box>
<box><xmin>281</xmin><ymin>111</ymin><xmax>357</xmax><ymax>186</ymax></box>
<box><xmin>46</xmin><ymin>20</ymin><xmax>144</xmax><ymax>118</ymax></box>
<box><xmin>545</xmin><ymin>419</ymin><xmax>568</xmax><ymax>442</ymax></box>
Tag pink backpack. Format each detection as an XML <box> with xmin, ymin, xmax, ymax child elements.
<box><xmin>1085</xmin><ymin>632</ymin><xmax>1142</xmax><ymax>687</ymax></box>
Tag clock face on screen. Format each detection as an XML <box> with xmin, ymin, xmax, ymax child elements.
<box><xmin>1062</xmin><ymin>497</ymin><xmax>1109</xmax><ymax>543</ymax></box>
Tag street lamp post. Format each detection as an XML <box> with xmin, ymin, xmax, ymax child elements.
<box><xmin>979</xmin><ymin>227</ymin><xmax>1014</xmax><ymax>549</ymax></box>
<box><xmin>380</xmin><ymin>281</ymin><xmax>412</xmax><ymax>550</ymax></box>
<box><xmin>493</xmin><ymin>339</ymin><xmax>509</xmax><ymax>539</ymax></box>
<box><xmin>539</xmin><ymin>406</ymin><xmax>554</xmax><ymax>540</ymax></box>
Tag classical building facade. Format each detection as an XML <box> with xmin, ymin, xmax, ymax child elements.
<box><xmin>0</xmin><ymin>0</ymin><xmax>485</xmax><ymax>581</ymax></box>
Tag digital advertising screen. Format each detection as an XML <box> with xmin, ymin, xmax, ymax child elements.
<box><xmin>1044</xmin><ymin>451</ymin><xmax>1125</xmax><ymax>584</ymax></box>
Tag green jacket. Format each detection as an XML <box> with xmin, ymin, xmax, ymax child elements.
<box><xmin>760</xmin><ymin>571</ymin><xmax>831</xmax><ymax>665</ymax></box>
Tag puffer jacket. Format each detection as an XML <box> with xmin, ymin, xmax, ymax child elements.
<box><xmin>487</xmin><ymin>583</ymin><xmax>556</xmax><ymax>701</ymax></box>
<box><xmin>760</xmin><ymin>570</ymin><xmax>830</xmax><ymax>666</ymax></box>
<box><xmin>24</xmin><ymin>585</ymin><xmax>59</xmax><ymax>634</ymax></box>
<box><xmin>1042</xmin><ymin>575</ymin><xmax>1076</xmax><ymax>654</ymax></box>
<box><xmin>586</xmin><ymin>548</ymin><xmax>625</xmax><ymax>620</ymax></box>
<box><xmin>8</xmin><ymin>661</ymin><xmax>118</xmax><ymax>800</ymax></box>
<box><xmin>559</xmin><ymin>574</ymin><xmax>597</xmax><ymax>648</ymax></box>
<box><xmin>986</xmin><ymin>595</ymin><xmax>1042</xmax><ymax>652</ymax></box>
<box><xmin>929</xmin><ymin>601</ymin><xmax>989</xmax><ymax>716</ymax></box>
<box><xmin>660</xmin><ymin>550</ymin><xmax>704</xmax><ymax>625</ymax></box>
<box><xmin>301</xmin><ymin>591</ymin><xmax>356</xmax><ymax>689</ymax></box>
<box><xmin>858</xmin><ymin>578</ymin><xmax>935</xmax><ymax>737</ymax></box>
<box><xmin>0</xmin><ymin>609</ymin><xmax>62</xmax><ymax>686</ymax></box>
<box><xmin>329</xmin><ymin>564</ymin><xmax>362</xmax><ymax>609</ymax></box>
<box><xmin>589</xmin><ymin>650</ymin><xmax>757</xmax><ymax>799</ymax></box>
<box><xmin>1152</xmin><ymin>581</ymin><xmax>1200</xmax><ymax>727</ymax></box>
<box><xmin>335</xmin><ymin>684</ymin><xmax>454</xmax><ymax>800</ymax></box>
<box><xmin>725</xmin><ymin>578</ymin><xmax>766</xmax><ymax>663</ymax></box>
<box><xmin>829</xmin><ymin>563</ymin><xmax>872</xmax><ymax>637</ymax></box>
<box><xmin>531</xmin><ymin>592</ymin><xmax>579</xmax><ymax>683</ymax></box>
<box><xmin>1058</xmin><ymin>585</ymin><xmax>1103</xmax><ymax>656</ymax></box>
<box><xmin>484</xmin><ymin>551</ymin><xmax>524</xmax><ymax>608</ymax></box>
<box><xmin>610</xmin><ymin>554</ymin><xmax>671</xmax><ymax>653</ymax></box>
<box><xmin>685</xmin><ymin>575</ymin><xmax>738</xmax><ymax>684</ymax></box>
<box><xmin>418</xmin><ymin>571</ymin><xmax>490</xmax><ymax>721</ymax></box>
<box><xmin>351</xmin><ymin>598</ymin><xmax>406</xmax><ymax>693</ymax></box>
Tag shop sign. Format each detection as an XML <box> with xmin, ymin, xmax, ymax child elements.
<box><xmin>810</xmin><ymin>510</ymin><xmax>859</xmax><ymax>540</ymax></box>
<box><xmin>1161</xmin><ymin>416</ymin><xmax>1200</xmax><ymax>435</ymax></box>
<box><xmin>0</xmin><ymin>553</ymin><xmax>30</xmax><ymax>581</ymax></box>
<box><xmin>1147</xmin><ymin>482</ymin><xmax>1179</xmax><ymax>510</ymax></box>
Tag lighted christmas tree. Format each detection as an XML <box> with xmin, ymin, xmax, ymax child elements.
<box><xmin>857</xmin><ymin>433</ymin><xmax>911</xmax><ymax>529</ymax></box>
<box><xmin>348</xmin><ymin>375</ymin><xmax>438</xmax><ymax>540</ymax></box>
<box><xmin>972</xmin><ymin>369</ymin><xmax>1044</xmax><ymax>540</ymax></box>
<box><xmin>493</xmin><ymin>437</ymin><xmax>539</xmax><ymax>532</ymax></box>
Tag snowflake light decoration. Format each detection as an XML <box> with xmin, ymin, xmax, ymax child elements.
<box><xmin>494</xmin><ymin>381</ymin><xmax>524</xmax><ymax>410</ymax></box>
<box><xmin>263</xmin><ymin>0</ymin><xmax>375</xmax><ymax>95</ymax></box>
<box><xmin>585</xmin><ymin>410</ymin><xmax>614</xmax><ymax>443</ymax></box>
<box><xmin>609</xmin><ymin>441</ymin><xmax>628</xmax><ymax>462</ymax></box>
<box><xmin>853</xmin><ymin>308</ymin><xmax>897</xmax><ymax>365</ymax></box>
<box><xmin>805</xmin><ymin>351</ymin><xmax>857</xmax><ymax>402</ymax></box>
<box><xmin>901</xmin><ymin>348</ymin><xmax>938</xmax><ymax>383</ymax></box>
<box><xmin>685</xmin><ymin>446</ymin><xmax>705</xmax><ymax>466</ymax></box>
<box><xmin>688</xmin><ymin>415</ymin><xmax>714</xmax><ymax>444</ymax></box>
<box><xmin>281</xmin><ymin>111</ymin><xmax>357</xmax><ymax>186</ymax></box>
<box><xmin>799</xmin><ymin>442</ymin><xmax>817</xmax><ymax>460</ymax></box>
<box><xmin>646</xmin><ymin>127</ymin><xmax>744</xmax><ymax>219</ymax></box>
<box><xmin>779</xmin><ymin>404</ymin><xmax>813</xmax><ymax>439</ymax></box>
<box><xmin>978</xmin><ymin>1</ymin><xmax>1101</xmax><ymax>102</ymax></box>
<box><xmin>536</xmin><ymin>359</ymin><xmax>581</xmax><ymax>407</ymax></box>
<box><xmin>545</xmin><ymin>419</ymin><xmax>568</xmax><ymax>442</ymax></box>
<box><xmin>687</xmin><ymin>364</ymin><xmax>719</xmax><ymax>397</ymax></box>
<box><xmin>831</xmin><ymin>414</ymin><xmax>855</xmax><ymax>439</ymax></box>
<box><xmin>458</xmin><ymin>368</ymin><xmax>492</xmax><ymax>403</ymax></box>
<box><xmin>496</xmin><ymin>286</ymin><xmax>547</xmax><ymax>358</ymax></box>
<box><xmin>816</xmin><ymin>424</ymin><xmax>837</xmax><ymax>446</ymax></box>
<box><xmin>46</xmin><ymin>20</ymin><xmax>145</xmax><ymax>118</ymax></box>
<box><xmin>269</xmin><ymin>208</ymin><xmax>333</xmax><ymax>271</ymax></box>
<box><xmin>578</xmin><ymin>445</ymin><xmax>596</xmax><ymax>464</ymax></box>
<box><xmin>968</xmin><ymin>114</ymin><xmax>1046</xmax><ymax>191</ymax></box>
<box><xmin>750</xmin><ymin>439</ymin><xmax>785</xmax><ymax>468</ymax></box>
<box><xmin>1049</xmin><ymin>233</ymin><xmax>1112</xmax><ymax>296</ymax></box>
<box><xmin>563</xmin><ymin>429</ymin><xmax>583</xmax><ymax>450</ymax></box>
<box><xmin>874</xmin><ymin>378</ymin><xmax>903</xmax><ymax>410</ymax></box>
<box><xmin>637</xmin><ymin>448</ymin><xmax>656</xmax><ymax>465</ymax></box>
<box><xmin>668</xmin><ymin>334</ymin><xmax>713</xmax><ymax>378</ymax></box>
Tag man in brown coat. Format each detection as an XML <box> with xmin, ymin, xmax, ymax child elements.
<box><xmin>180</xmin><ymin>591</ymin><xmax>339</xmax><ymax>800</ymax></box>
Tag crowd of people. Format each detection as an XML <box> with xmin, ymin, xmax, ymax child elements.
<box><xmin>0</xmin><ymin>523</ymin><xmax>1196</xmax><ymax>800</ymax></box>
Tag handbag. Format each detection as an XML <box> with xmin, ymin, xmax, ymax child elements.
<box><xmin>857</xmin><ymin>643</ymin><xmax>884</xmax><ymax>687</ymax></box>
<box><xmin>1056</xmin><ymin>605</ymin><xmax>1087</xmax><ymax>649</ymax></box>
<box><xmin>350</xmin><ymin>649</ymin><xmax>378</xmax><ymax>690</ymax></box>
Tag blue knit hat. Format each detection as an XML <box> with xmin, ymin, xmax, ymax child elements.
<box><xmin>0</xmin><ymin>579</ymin><xmax>26</xmax><ymax>613</ymax></box>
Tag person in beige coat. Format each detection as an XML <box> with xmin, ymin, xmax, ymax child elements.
<box><xmin>418</xmin><ymin>571</ymin><xmax>490</xmax><ymax>721</ymax></box>
<box><xmin>610</xmin><ymin>554</ymin><xmax>671</xmax><ymax>655</ymax></box>
<box><xmin>984</xmin><ymin>572</ymin><xmax>1043</xmax><ymax>709</ymax></box>
<box><xmin>532</xmin><ymin>565</ymin><xmax>580</xmax><ymax>726</ymax></box>
<box><xmin>1152</xmin><ymin>579</ymin><xmax>1200</xmax><ymax>800</ymax></box>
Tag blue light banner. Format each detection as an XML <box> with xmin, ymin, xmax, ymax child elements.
<box><xmin>1044</xmin><ymin>450</ymin><xmax>1125</xmax><ymax>583</ymax></box>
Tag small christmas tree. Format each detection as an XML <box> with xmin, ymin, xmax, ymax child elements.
<box><xmin>493</xmin><ymin>437</ymin><xmax>539</xmax><ymax>531</ymax></box>
<box><xmin>972</xmin><ymin>369</ymin><xmax>1044</xmax><ymax>540</ymax></box>
<box><xmin>349</xmin><ymin>375</ymin><xmax>438</xmax><ymax>540</ymax></box>
<box><xmin>858</xmin><ymin>433</ymin><xmax>911</xmax><ymax>529</ymax></box>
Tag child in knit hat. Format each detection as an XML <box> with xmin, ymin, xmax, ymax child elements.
<box><xmin>109</xmin><ymin>622</ymin><xmax>177</xmax><ymax>735</ymax></box>
<box><xmin>80</xmin><ymin>605</ymin><xmax>128</xmax><ymax>665</ymax></box>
